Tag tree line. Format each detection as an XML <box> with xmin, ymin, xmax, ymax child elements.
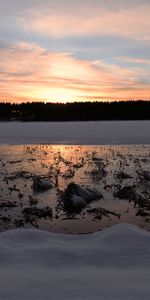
<box><xmin>0</xmin><ymin>101</ymin><xmax>149</xmax><ymax>121</ymax></box>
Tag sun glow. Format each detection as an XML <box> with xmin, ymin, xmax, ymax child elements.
<box><xmin>8</xmin><ymin>87</ymin><xmax>79</xmax><ymax>103</ymax></box>
<box><xmin>32</xmin><ymin>88</ymin><xmax>78</xmax><ymax>103</ymax></box>
<box><xmin>0</xmin><ymin>40</ymin><xmax>149</xmax><ymax>103</ymax></box>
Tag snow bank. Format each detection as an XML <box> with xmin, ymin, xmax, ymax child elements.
<box><xmin>0</xmin><ymin>121</ymin><xmax>150</xmax><ymax>144</ymax></box>
<box><xmin>0</xmin><ymin>223</ymin><xmax>150</xmax><ymax>299</ymax></box>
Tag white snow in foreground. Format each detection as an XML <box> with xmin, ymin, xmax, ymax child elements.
<box><xmin>0</xmin><ymin>121</ymin><xmax>150</xmax><ymax>144</ymax></box>
<box><xmin>0</xmin><ymin>223</ymin><xmax>150</xmax><ymax>300</ymax></box>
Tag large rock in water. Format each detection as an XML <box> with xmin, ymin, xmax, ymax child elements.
<box><xmin>60</xmin><ymin>183</ymin><xmax>103</xmax><ymax>213</ymax></box>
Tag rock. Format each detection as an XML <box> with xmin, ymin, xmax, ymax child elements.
<box><xmin>91</xmin><ymin>167</ymin><xmax>107</xmax><ymax>182</ymax></box>
<box><xmin>59</xmin><ymin>183</ymin><xmax>102</xmax><ymax>213</ymax></box>
<box><xmin>4</xmin><ymin>171</ymin><xmax>34</xmax><ymax>181</ymax></box>
<box><xmin>138</xmin><ymin>170</ymin><xmax>150</xmax><ymax>182</ymax></box>
<box><xmin>71</xmin><ymin>195</ymin><xmax>86</xmax><ymax>210</ymax></box>
<box><xmin>18</xmin><ymin>192</ymin><xmax>24</xmax><ymax>199</ymax></box>
<box><xmin>14</xmin><ymin>219</ymin><xmax>24</xmax><ymax>227</ymax></box>
<box><xmin>29</xmin><ymin>195</ymin><xmax>38</xmax><ymax>206</ymax></box>
<box><xmin>116</xmin><ymin>171</ymin><xmax>132</xmax><ymax>180</ymax></box>
<box><xmin>0</xmin><ymin>201</ymin><xmax>17</xmax><ymax>208</ymax></box>
<box><xmin>134</xmin><ymin>194</ymin><xmax>150</xmax><ymax>209</ymax></box>
<box><xmin>32</xmin><ymin>176</ymin><xmax>53</xmax><ymax>192</ymax></box>
<box><xmin>114</xmin><ymin>186</ymin><xmax>137</xmax><ymax>201</ymax></box>
<box><xmin>23</xmin><ymin>207</ymin><xmax>53</xmax><ymax>220</ymax></box>
<box><xmin>0</xmin><ymin>216</ymin><xmax>11</xmax><ymax>223</ymax></box>
<box><xmin>136</xmin><ymin>208</ymin><xmax>150</xmax><ymax>217</ymax></box>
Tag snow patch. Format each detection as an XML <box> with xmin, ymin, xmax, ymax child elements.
<box><xmin>0</xmin><ymin>121</ymin><xmax>150</xmax><ymax>144</ymax></box>
<box><xmin>0</xmin><ymin>223</ymin><xmax>150</xmax><ymax>299</ymax></box>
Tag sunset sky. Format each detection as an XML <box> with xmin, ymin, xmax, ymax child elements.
<box><xmin>0</xmin><ymin>0</ymin><xmax>150</xmax><ymax>103</ymax></box>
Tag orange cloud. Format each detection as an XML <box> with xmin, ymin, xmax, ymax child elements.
<box><xmin>0</xmin><ymin>42</ymin><xmax>149</xmax><ymax>103</ymax></box>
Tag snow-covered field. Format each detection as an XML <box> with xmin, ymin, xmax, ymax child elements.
<box><xmin>0</xmin><ymin>223</ymin><xmax>149</xmax><ymax>300</ymax></box>
<box><xmin>0</xmin><ymin>121</ymin><xmax>150</xmax><ymax>144</ymax></box>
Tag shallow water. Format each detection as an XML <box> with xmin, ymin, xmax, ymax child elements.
<box><xmin>0</xmin><ymin>144</ymin><xmax>150</xmax><ymax>233</ymax></box>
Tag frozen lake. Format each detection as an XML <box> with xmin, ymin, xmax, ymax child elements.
<box><xmin>0</xmin><ymin>121</ymin><xmax>150</xmax><ymax>144</ymax></box>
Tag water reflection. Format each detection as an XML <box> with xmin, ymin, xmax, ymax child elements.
<box><xmin>0</xmin><ymin>144</ymin><xmax>150</xmax><ymax>233</ymax></box>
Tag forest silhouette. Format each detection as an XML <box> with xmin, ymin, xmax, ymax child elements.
<box><xmin>0</xmin><ymin>101</ymin><xmax>149</xmax><ymax>121</ymax></box>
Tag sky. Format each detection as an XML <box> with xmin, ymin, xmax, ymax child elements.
<box><xmin>0</xmin><ymin>0</ymin><xmax>150</xmax><ymax>103</ymax></box>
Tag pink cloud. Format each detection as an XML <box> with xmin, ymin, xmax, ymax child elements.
<box><xmin>116</xmin><ymin>57</ymin><xmax>150</xmax><ymax>64</ymax></box>
<box><xmin>0</xmin><ymin>42</ymin><xmax>149</xmax><ymax>102</ymax></box>
<box><xmin>20</xmin><ymin>5</ymin><xmax>150</xmax><ymax>40</ymax></box>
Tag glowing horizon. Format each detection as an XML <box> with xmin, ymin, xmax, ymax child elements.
<box><xmin>0</xmin><ymin>1</ymin><xmax>150</xmax><ymax>103</ymax></box>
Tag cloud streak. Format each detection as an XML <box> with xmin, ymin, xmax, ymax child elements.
<box><xmin>19</xmin><ymin>4</ymin><xmax>150</xmax><ymax>41</ymax></box>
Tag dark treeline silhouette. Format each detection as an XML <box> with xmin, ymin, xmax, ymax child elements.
<box><xmin>0</xmin><ymin>101</ymin><xmax>150</xmax><ymax>121</ymax></box>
